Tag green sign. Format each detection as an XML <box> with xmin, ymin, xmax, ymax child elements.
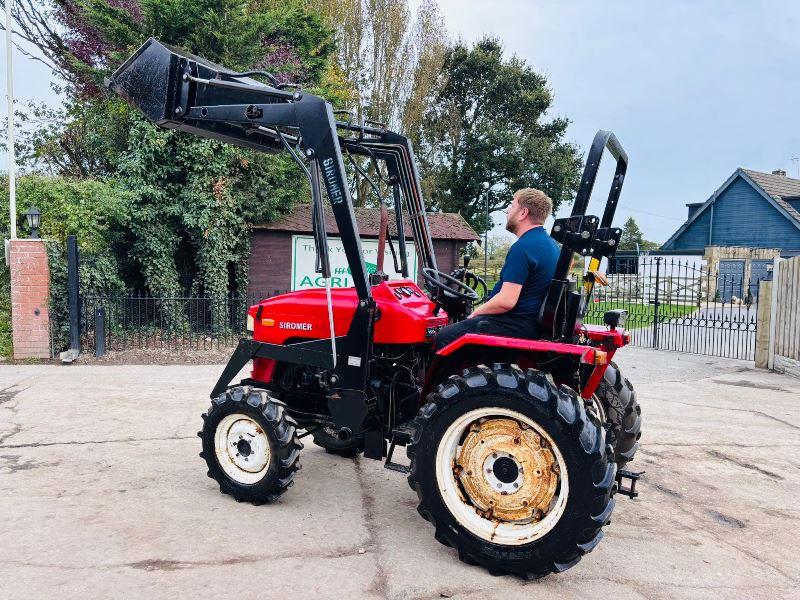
<box><xmin>291</xmin><ymin>235</ymin><xmax>418</xmax><ymax>290</ymax></box>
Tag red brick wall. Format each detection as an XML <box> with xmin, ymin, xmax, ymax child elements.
<box><xmin>9</xmin><ymin>239</ymin><xmax>50</xmax><ymax>359</ymax></box>
<box><xmin>247</xmin><ymin>231</ymin><xmax>468</xmax><ymax>296</ymax></box>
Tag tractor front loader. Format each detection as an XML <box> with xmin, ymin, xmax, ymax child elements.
<box><xmin>108</xmin><ymin>38</ymin><xmax>642</xmax><ymax>579</ymax></box>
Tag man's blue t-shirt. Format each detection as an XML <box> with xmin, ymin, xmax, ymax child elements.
<box><xmin>488</xmin><ymin>226</ymin><xmax>559</xmax><ymax>316</ymax></box>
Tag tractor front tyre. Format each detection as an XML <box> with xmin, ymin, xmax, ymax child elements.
<box><xmin>311</xmin><ymin>427</ymin><xmax>364</xmax><ymax>457</ymax></box>
<box><xmin>594</xmin><ymin>361</ymin><xmax>641</xmax><ymax>470</ymax></box>
<box><xmin>199</xmin><ymin>386</ymin><xmax>302</xmax><ymax>504</ymax></box>
<box><xmin>407</xmin><ymin>364</ymin><xmax>616</xmax><ymax>579</ymax></box>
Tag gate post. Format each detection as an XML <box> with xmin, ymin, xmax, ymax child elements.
<box><xmin>95</xmin><ymin>306</ymin><xmax>105</xmax><ymax>357</ymax></box>
<box><xmin>651</xmin><ymin>257</ymin><xmax>661</xmax><ymax>349</ymax></box>
<box><xmin>767</xmin><ymin>257</ymin><xmax>782</xmax><ymax>370</ymax></box>
<box><xmin>67</xmin><ymin>235</ymin><xmax>80</xmax><ymax>352</ymax></box>
<box><xmin>9</xmin><ymin>238</ymin><xmax>51</xmax><ymax>359</ymax></box>
<box><xmin>755</xmin><ymin>279</ymin><xmax>772</xmax><ymax>368</ymax></box>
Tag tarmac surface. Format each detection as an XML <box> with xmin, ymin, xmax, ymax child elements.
<box><xmin>1</xmin><ymin>347</ymin><xmax>798</xmax><ymax>599</ymax></box>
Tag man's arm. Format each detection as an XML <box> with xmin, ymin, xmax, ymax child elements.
<box><xmin>470</xmin><ymin>282</ymin><xmax>522</xmax><ymax>317</ymax></box>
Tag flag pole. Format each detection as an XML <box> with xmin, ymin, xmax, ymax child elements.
<box><xmin>5</xmin><ymin>0</ymin><xmax>17</xmax><ymax>240</ymax></box>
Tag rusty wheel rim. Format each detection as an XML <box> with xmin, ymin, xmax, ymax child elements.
<box><xmin>435</xmin><ymin>407</ymin><xmax>569</xmax><ymax>545</ymax></box>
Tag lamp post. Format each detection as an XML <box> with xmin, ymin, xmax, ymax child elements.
<box><xmin>25</xmin><ymin>206</ymin><xmax>41</xmax><ymax>239</ymax></box>
<box><xmin>481</xmin><ymin>181</ymin><xmax>490</xmax><ymax>280</ymax></box>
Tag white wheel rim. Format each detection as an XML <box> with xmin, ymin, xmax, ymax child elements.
<box><xmin>435</xmin><ymin>407</ymin><xmax>569</xmax><ymax>546</ymax></box>
<box><xmin>214</xmin><ymin>413</ymin><xmax>271</xmax><ymax>484</ymax></box>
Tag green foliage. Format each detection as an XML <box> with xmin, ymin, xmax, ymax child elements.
<box><xmin>619</xmin><ymin>217</ymin><xmax>661</xmax><ymax>251</ymax></box>
<box><xmin>0</xmin><ymin>174</ymin><xmax>128</xmax><ymax>294</ymax></box>
<box><xmin>0</xmin><ymin>265</ymin><xmax>11</xmax><ymax>358</ymax></box>
<box><xmin>0</xmin><ymin>174</ymin><xmax>134</xmax><ymax>355</ymax></box>
<box><xmin>10</xmin><ymin>0</ymin><xmax>344</xmax><ymax>326</ymax></box>
<box><xmin>46</xmin><ymin>241</ymin><xmax>71</xmax><ymax>354</ymax></box>
<box><xmin>7</xmin><ymin>96</ymin><xmax>132</xmax><ymax>177</ymax></box>
<box><xmin>419</xmin><ymin>38</ymin><xmax>582</xmax><ymax>233</ymax></box>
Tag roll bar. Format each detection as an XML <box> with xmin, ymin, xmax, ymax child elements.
<box><xmin>540</xmin><ymin>130</ymin><xmax>629</xmax><ymax>341</ymax></box>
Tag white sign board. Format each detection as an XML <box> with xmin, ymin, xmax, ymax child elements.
<box><xmin>291</xmin><ymin>235</ymin><xmax>418</xmax><ymax>290</ymax></box>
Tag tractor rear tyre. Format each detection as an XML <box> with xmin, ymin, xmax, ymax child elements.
<box><xmin>594</xmin><ymin>361</ymin><xmax>641</xmax><ymax>469</ymax></box>
<box><xmin>407</xmin><ymin>364</ymin><xmax>616</xmax><ymax>579</ymax></box>
<box><xmin>199</xmin><ymin>386</ymin><xmax>302</xmax><ymax>504</ymax></box>
<box><xmin>311</xmin><ymin>427</ymin><xmax>364</xmax><ymax>457</ymax></box>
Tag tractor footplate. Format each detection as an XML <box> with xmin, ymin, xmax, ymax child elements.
<box><xmin>384</xmin><ymin>426</ymin><xmax>415</xmax><ymax>474</ymax></box>
<box><xmin>615</xmin><ymin>469</ymin><xmax>644</xmax><ymax>499</ymax></box>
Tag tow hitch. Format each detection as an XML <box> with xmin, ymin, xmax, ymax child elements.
<box><xmin>615</xmin><ymin>469</ymin><xmax>643</xmax><ymax>499</ymax></box>
<box><xmin>384</xmin><ymin>426</ymin><xmax>415</xmax><ymax>474</ymax></box>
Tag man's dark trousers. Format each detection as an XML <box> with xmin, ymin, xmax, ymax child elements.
<box><xmin>435</xmin><ymin>313</ymin><xmax>539</xmax><ymax>350</ymax></box>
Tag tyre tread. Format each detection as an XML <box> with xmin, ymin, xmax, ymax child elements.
<box><xmin>595</xmin><ymin>362</ymin><xmax>642</xmax><ymax>468</ymax></box>
<box><xmin>407</xmin><ymin>363</ymin><xmax>615</xmax><ymax>579</ymax></box>
<box><xmin>201</xmin><ymin>386</ymin><xmax>301</xmax><ymax>505</ymax></box>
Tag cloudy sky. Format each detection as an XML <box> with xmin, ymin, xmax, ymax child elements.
<box><xmin>3</xmin><ymin>1</ymin><xmax>800</xmax><ymax>243</ymax></box>
<box><xmin>436</xmin><ymin>0</ymin><xmax>800</xmax><ymax>242</ymax></box>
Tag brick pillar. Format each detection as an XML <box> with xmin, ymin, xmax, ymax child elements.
<box><xmin>9</xmin><ymin>239</ymin><xmax>51</xmax><ymax>359</ymax></box>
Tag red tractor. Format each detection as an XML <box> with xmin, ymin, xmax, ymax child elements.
<box><xmin>109</xmin><ymin>39</ymin><xmax>642</xmax><ymax>579</ymax></box>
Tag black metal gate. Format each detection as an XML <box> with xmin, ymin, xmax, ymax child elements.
<box><xmin>583</xmin><ymin>257</ymin><xmax>767</xmax><ymax>361</ymax></box>
<box><xmin>62</xmin><ymin>235</ymin><xmax>284</xmax><ymax>355</ymax></box>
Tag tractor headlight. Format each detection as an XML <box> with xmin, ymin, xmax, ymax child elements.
<box><xmin>246</xmin><ymin>314</ymin><xmax>255</xmax><ymax>334</ymax></box>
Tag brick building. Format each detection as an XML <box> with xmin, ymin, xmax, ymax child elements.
<box><xmin>248</xmin><ymin>204</ymin><xmax>479</xmax><ymax>295</ymax></box>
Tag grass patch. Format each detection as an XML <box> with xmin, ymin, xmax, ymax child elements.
<box><xmin>584</xmin><ymin>301</ymin><xmax>697</xmax><ymax>330</ymax></box>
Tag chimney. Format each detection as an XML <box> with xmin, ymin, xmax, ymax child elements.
<box><xmin>772</xmin><ymin>169</ymin><xmax>787</xmax><ymax>177</ymax></box>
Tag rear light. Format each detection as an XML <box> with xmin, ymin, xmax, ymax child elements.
<box><xmin>580</xmin><ymin>349</ymin><xmax>607</xmax><ymax>365</ymax></box>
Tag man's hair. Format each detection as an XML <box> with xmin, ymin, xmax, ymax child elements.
<box><xmin>515</xmin><ymin>188</ymin><xmax>552</xmax><ymax>224</ymax></box>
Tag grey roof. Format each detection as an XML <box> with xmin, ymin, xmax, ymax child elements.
<box><xmin>741</xmin><ymin>169</ymin><xmax>800</xmax><ymax>224</ymax></box>
<box><xmin>662</xmin><ymin>168</ymin><xmax>800</xmax><ymax>249</ymax></box>
<box><xmin>254</xmin><ymin>204</ymin><xmax>480</xmax><ymax>241</ymax></box>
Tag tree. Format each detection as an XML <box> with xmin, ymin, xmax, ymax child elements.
<box><xmin>486</xmin><ymin>234</ymin><xmax>513</xmax><ymax>261</ymax></box>
<box><xmin>304</xmin><ymin>0</ymin><xmax>448</xmax><ymax>131</ymax></box>
<box><xmin>618</xmin><ymin>217</ymin><xmax>660</xmax><ymax>251</ymax></box>
<box><xmin>6</xmin><ymin>0</ymin><xmax>342</xmax><ymax>314</ymax></box>
<box><xmin>298</xmin><ymin>0</ymin><xmax>448</xmax><ymax>206</ymax></box>
<box><xmin>418</xmin><ymin>38</ymin><xmax>582</xmax><ymax>234</ymax></box>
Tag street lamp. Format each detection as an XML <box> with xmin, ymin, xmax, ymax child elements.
<box><xmin>25</xmin><ymin>206</ymin><xmax>41</xmax><ymax>239</ymax></box>
<box><xmin>481</xmin><ymin>181</ymin><xmax>490</xmax><ymax>279</ymax></box>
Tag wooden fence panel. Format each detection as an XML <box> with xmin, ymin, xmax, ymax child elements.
<box><xmin>773</xmin><ymin>256</ymin><xmax>800</xmax><ymax>369</ymax></box>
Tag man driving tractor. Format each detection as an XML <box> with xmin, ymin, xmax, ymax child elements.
<box><xmin>435</xmin><ymin>187</ymin><xmax>559</xmax><ymax>349</ymax></box>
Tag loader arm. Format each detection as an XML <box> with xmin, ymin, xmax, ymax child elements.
<box><xmin>108</xmin><ymin>38</ymin><xmax>380</xmax><ymax>398</ymax></box>
<box><xmin>107</xmin><ymin>38</ymin><xmax>451</xmax><ymax>434</ymax></box>
<box><xmin>108</xmin><ymin>38</ymin><xmax>372</xmax><ymax>301</ymax></box>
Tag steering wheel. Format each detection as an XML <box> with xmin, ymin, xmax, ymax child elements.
<box><xmin>422</xmin><ymin>267</ymin><xmax>480</xmax><ymax>301</ymax></box>
<box><xmin>461</xmin><ymin>271</ymin><xmax>488</xmax><ymax>303</ymax></box>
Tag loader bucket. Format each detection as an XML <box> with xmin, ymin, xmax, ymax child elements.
<box><xmin>107</xmin><ymin>38</ymin><xmax>287</xmax><ymax>153</ymax></box>
<box><xmin>106</xmin><ymin>38</ymin><xmax>185</xmax><ymax>125</ymax></box>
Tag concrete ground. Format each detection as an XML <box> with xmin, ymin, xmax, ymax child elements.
<box><xmin>1</xmin><ymin>348</ymin><xmax>798</xmax><ymax>600</ymax></box>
